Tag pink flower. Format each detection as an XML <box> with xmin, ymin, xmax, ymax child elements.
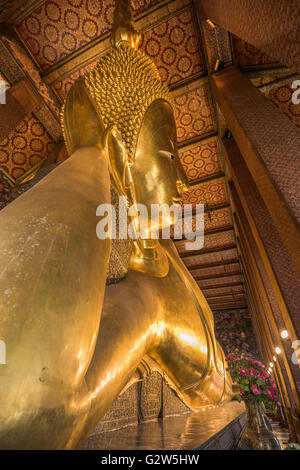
<box><xmin>226</xmin><ymin>353</ymin><xmax>234</xmax><ymax>361</ymax></box>
<box><xmin>240</xmin><ymin>389</ymin><xmax>246</xmax><ymax>396</ymax></box>
<box><xmin>253</xmin><ymin>360</ymin><xmax>264</xmax><ymax>367</ymax></box>
<box><xmin>267</xmin><ymin>386</ymin><xmax>278</xmax><ymax>401</ymax></box>
<box><xmin>238</xmin><ymin>367</ymin><xmax>249</xmax><ymax>376</ymax></box>
<box><xmin>251</xmin><ymin>384</ymin><xmax>262</xmax><ymax>395</ymax></box>
<box><xmin>249</xmin><ymin>368</ymin><xmax>258</xmax><ymax>376</ymax></box>
<box><xmin>257</xmin><ymin>372</ymin><xmax>266</xmax><ymax>381</ymax></box>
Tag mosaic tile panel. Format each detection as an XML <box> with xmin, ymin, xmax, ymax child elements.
<box><xmin>250</xmin><ymin>75</ymin><xmax>283</xmax><ymax>88</ymax></box>
<box><xmin>267</xmin><ymin>84</ymin><xmax>300</xmax><ymax>129</ymax></box>
<box><xmin>208</xmin><ymin>293</ymin><xmax>245</xmax><ymax>303</ymax></box>
<box><xmin>0</xmin><ymin>39</ymin><xmax>26</xmax><ymax>85</ymax></box>
<box><xmin>202</xmin><ymin>285</ymin><xmax>244</xmax><ymax>297</ymax></box>
<box><xmin>181</xmin><ymin>177</ymin><xmax>227</xmax><ymax>209</ymax></box>
<box><xmin>179</xmin><ymin>139</ymin><xmax>222</xmax><ymax>182</ymax></box>
<box><xmin>200</xmin><ymin>206</ymin><xmax>231</xmax><ymax>232</ymax></box>
<box><xmin>53</xmin><ymin>7</ymin><xmax>203</xmax><ymax>100</ymax></box>
<box><xmin>175</xmin><ymin>229</ymin><xmax>235</xmax><ymax>254</ymax></box>
<box><xmin>53</xmin><ymin>59</ymin><xmax>98</xmax><ymax>101</ymax></box>
<box><xmin>0</xmin><ymin>115</ymin><xmax>55</xmax><ymax>181</ymax></box>
<box><xmin>170</xmin><ymin>206</ymin><xmax>232</xmax><ymax>240</ymax></box>
<box><xmin>191</xmin><ymin>262</ymin><xmax>241</xmax><ymax>279</ymax></box>
<box><xmin>15</xmin><ymin>0</ymin><xmax>163</xmax><ymax>70</ymax></box>
<box><xmin>139</xmin><ymin>8</ymin><xmax>203</xmax><ymax>86</ymax></box>
<box><xmin>201</xmin><ymin>22</ymin><xmax>232</xmax><ymax>71</ymax></box>
<box><xmin>173</xmin><ymin>84</ymin><xmax>215</xmax><ymax>143</ymax></box>
<box><xmin>197</xmin><ymin>274</ymin><xmax>243</xmax><ymax>288</ymax></box>
<box><xmin>207</xmin><ymin>294</ymin><xmax>246</xmax><ymax>309</ymax></box>
<box><xmin>183</xmin><ymin>247</ymin><xmax>238</xmax><ymax>268</ymax></box>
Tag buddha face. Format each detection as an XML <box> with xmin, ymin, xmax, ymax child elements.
<box><xmin>133</xmin><ymin>99</ymin><xmax>189</xmax><ymax>233</ymax></box>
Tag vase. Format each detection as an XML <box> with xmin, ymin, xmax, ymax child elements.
<box><xmin>237</xmin><ymin>400</ymin><xmax>281</xmax><ymax>450</ymax></box>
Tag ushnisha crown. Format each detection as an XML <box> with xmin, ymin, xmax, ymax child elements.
<box><xmin>84</xmin><ymin>43</ymin><xmax>172</xmax><ymax>164</ymax></box>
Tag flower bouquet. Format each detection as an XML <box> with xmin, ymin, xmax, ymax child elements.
<box><xmin>226</xmin><ymin>350</ymin><xmax>279</xmax><ymax>413</ymax></box>
<box><xmin>226</xmin><ymin>350</ymin><xmax>281</xmax><ymax>449</ymax></box>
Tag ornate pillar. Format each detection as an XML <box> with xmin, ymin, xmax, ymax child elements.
<box><xmin>0</xmin><ymin>78</ymin><xmax>41</xmax><ymax>142</ymax></box>
<box><xmin>212</xmin><ymin>66</ymin><xmax>300</xmax><ymax>278</ymax></box>
<box><xmin>198</xmin><ymin>0</ymin><xmax>300</xmax><ymax>73</ymax></box>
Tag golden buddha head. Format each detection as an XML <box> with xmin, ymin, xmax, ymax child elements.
<box><xmin>83</xmin><ymin>41</ymin><xmax>188</xmax><ymax>232</ymax></box>
<box><xmin>62</xmin><ymin>0</ymin><xmax>189</xmax><ymax>275</ymax></box>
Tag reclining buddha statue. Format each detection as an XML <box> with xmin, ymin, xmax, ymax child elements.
<box><xmin>0</xmin><ymin>0</ymin><xmax>232</xmax><ymax>449</ymax></box>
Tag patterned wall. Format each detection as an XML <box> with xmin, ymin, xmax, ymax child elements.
<box><xmin>191</xmin><ymin>262</ymin><xmax>241</xmax><ymax>279</ymax></box>
<box><xmin>53</xmin><ymin>59</ymin><xmax>98</xmax><ymax>101</ymax></box>
<box><xmin>175</xmin><ymin>229</ymin><xmax>235</xmax><ymax>254</ymax></box>
<box><xmin>171</xmin><ymin>205</ymin><xmax>232</xmax><ymax>239</ymax></box>
<box><xmin>173</xmin><ymin>84</ymin><xmax>215</xmax><ymax>142</ymax></box>
<box><xmin>15</xmin><ymin>0</ymin><xmax>163</xmax><ymax>71</ymax></box>
<box><xmin>184</xmin><ymin>247</ymin><xmax>238</xmax><ymax>268</ymax></box>
<box><xmin>249</xmin><ymin>76</ymin><xmax>283</xmax><ymax>88</ymax></box>
<box><xmin>204</xmin><ymin>206</ymin><xmax>231</xmax><ymax>231</ymax></box>
<box><xmin>179</xmin><ymin>139</ymin><xmax>222</xmax><ymax>182</ymax></box>
<box><xmin>203</xmin><ymin>284</ymin><xmax>244</xmax><ymax>297</ymax></box>
<box><xmin>51</xmin><ymin>5</ymin><xmax>202</xmax><ymax>100</ymax></box>
<box><xmin>250</xmin><ymin>78</ymin><xmax>300</xmax><ymax>132</ymax></box>
<box><xmin>139</xmin><ymin>9</ymin><xmax>203</xmax><ymax>86</ymax></box>
<box><xmin>267</xmin><ymin>84</ymin><xmax>300</xmax><ymax>130</ymax></box>
<box><xmin>198</xmin><ymin>273</ymin><xmax>242</xmax><ymax>288</ymax></box>
<box><xmin>181</xmin><ymin>177</ymin><xmax>227</xmax><ymax>208</ymax></box>
<box><xmin>201</xmin><ymin>21</ymin><xmax>232</xmax><ymax>71</ymax></box>
<box><xmin>0</xmin><ymin>114</ymin><xmax>55</xmax><ymax>181</ymax></box>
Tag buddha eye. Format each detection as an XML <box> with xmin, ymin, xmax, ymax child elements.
<box><xmin>158</xmin><ymin>150</ymin><xmax>176</xmax><ymax>160</ymax></box>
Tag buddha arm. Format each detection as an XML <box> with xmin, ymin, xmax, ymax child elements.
<box><xmin>74</xmin><ymin>253</ymin><xmax>232</xmax><ymax>448</ymax></box>
<box><xmin>0</xmin><ymin>146</ymin><xmax>111</xmax><ymax>449</ymax></box>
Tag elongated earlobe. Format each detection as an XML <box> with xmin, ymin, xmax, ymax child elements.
<box><xmin>102</xmin><ymin>125</ymin><xmax>136</xmax><ymax>207</ymax></box>
<box><xmin>102</xmin><ymin>125</ymin><xmax>127</xmax><ymax>196</ymax></box>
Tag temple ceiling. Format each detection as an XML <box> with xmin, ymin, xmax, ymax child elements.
<box><xmin>0</xmin><ymin>0</ymin><xmax>298</xmax><ymax>312</ymax></box>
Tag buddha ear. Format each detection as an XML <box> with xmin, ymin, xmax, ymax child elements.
<box><xmin>102</xmin><ymin>125</ymin><xmax>135</xmax><ymax>202</ymax></box>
